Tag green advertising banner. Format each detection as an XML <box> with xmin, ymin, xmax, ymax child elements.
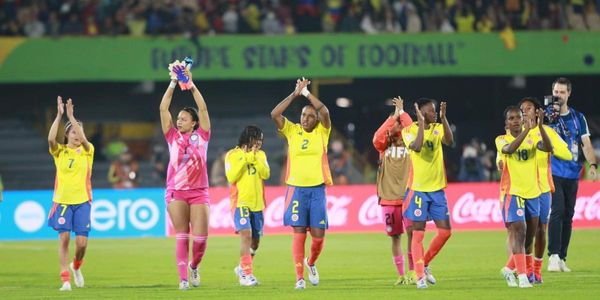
<box><xmin>0</xmin><ymin>32</ymin><xmax>599</xmax><ymax>83</ymax></box>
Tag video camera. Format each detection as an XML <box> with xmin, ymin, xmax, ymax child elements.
<box><xmin>543</xmin><ymin>95</ymin><xmax>561</xmax><ymax>123</ymax></box>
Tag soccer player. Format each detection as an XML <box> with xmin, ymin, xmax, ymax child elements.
<box><xmin>401</xmin><ymin>99</ymin><xmax>454</xmax><ymax>289</ymax></box>
<box><xmin>372</xmin><ymin>96</ymin><xmax>415</xmax><ymax>285</ymax></box>
<box><xmin>160</xmin><ymin>67</ymin><xmax>210</xmax><ymax>290</ymax></box>
<box><xmin>225</xmin><ymin>125</ymin><xmax>270</xmax><ymax>286</ymax></box>
<box><xmin>519</xmin><ymin>98</ymin><xmax>572</xmax><ymax>283</ymax></box>
<box><xmin>496</xmin><ymin>106</ymin><xmax>552</xmax><ymax>288</ymax></box>
<box><xmin>270</xmin><ymin>77</ymin><xmax>332</xmax><ymax>290</ymax></box>
<box><xmin>47</xmin><ymin>96</ymin><xmax>94</xmax><ymax>291</ymax></box>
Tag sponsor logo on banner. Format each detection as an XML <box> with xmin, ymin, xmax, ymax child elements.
<box><xmin>574</xmin><ymin>191</ymin><xmax>600</xmax><ymax>221</ymax></box>
<box><xmin>14</xmin><ymin>201</ymin><xmax>46</xmax><ymax>233</ymax></box>
<box><xmin>452</xmin><ymin>192</ymin><xmax>503</xmax><ymax>224</ymax></box>
<box><xmin>358</xmin><ymin>195</ymin><xmax>382</xmax><ymax>226</ymax></box>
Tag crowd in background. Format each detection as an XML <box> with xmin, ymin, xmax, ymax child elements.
<box><xmin>2</xmin><ymin>0</ymin><xmax>600</xmax><ymax>37</ymax></box>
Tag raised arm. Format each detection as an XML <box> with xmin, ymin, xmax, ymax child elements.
<box><xmin>536</xmin><ymin>109</ymin><xmax>553</xmax><ymax>152</ymax></box>
<box><xmin>48</xmin><ymin>96</ymin><xmax>64</xmax><ymax>152</ymax></box>
<box><xmin>65</xmin><ymin>98</ymin><xmax>90</xmax><ymax>152</ymax></box>
<box><xmin>302</xmin><ymin>78</ymin><xmax>331</xmax><ymax>129</ymax></box>
<box><xmin>159</xmin><ymin>80</ymin><xmax>176</xmax><ymax>135</ymax></box>
<box><xmin>440</xmin><ymin>101</ymin><xmax>454</xmax><ymax>146</ymax></box>
<box><xmin>502</xmin><ymin>118</ymin><xmax>532</xmax><ymax>154</ymax></box>
<box><xmin>186</xmin><ymin>69</ymin><xmax>210</xmax><ymax>131</ymax></box>
<box><xmin>271</xmin><ymin>79</ymin><xmax>304</xmax><ymax>129</ymax></box>
<box><xmin>409</xmin><ymin>103</ymin><xmax>426</xmax><ymax>152</ymax></box>
<box><xmin>373</xmin><ymin>117</ymin><xmax>395</xmax><ymax>153</ymax></box>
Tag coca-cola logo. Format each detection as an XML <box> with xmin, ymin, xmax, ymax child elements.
<box><xmin>358</xmin><ymin>195</ymin><xmax>382</xmax><ymax>226</ymax></box>
<box><xmin>573</xmin><ymin>191</ymin><xmax>600</xmax><ymax>221</ymax></box>
<box><xmin>326</xmin><ymin>195</ymin><xmax>352</xmax><ymax>226</ymax></box>
<box><xmin>209</xmin><ymin>197</ymin><xmax>234</xmax><ymax>229</ymax></box>
<box><xmin>452</xmin><ymin>192</ymin><xmax>503</xmax><ymax>224</ymax></box>
<box><xmin>264</xmin><ymin>196</ymin><xmax>285</xmax><ymax>227</ymax></box>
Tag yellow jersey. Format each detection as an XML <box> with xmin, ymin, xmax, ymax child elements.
<box><xmin>496</xmin><ymin>132</ymin><xmax>542</xmax><ymax>199</ymax></box>
<box><xmin>50</xmin><ymin>143</ymin><xmax>94</xmax><ymax>204</ymax></box>
<box><xmin>529</xmin><ymin>125</ymin><xmax>572</xmax><ymax>193</ymax></box>
<box><xmin>279</xmin><ymin>117</ymin><xmax>332</xmax><ymax>187</ymax></box>
<box><xmin>225</xmin><ymin>147</ymin><xmax>270</xmax><ymax>212</ymax></box>
<box><xmin>402</xmin><ymin>122</ymin><xmax>447</xmax><ymax>192</ymax></box>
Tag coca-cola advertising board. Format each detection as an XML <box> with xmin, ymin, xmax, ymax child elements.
<box><xmin>167</xmin><ymin>182</ymin><xmax>600</xmax><ymax>236</ymax></box>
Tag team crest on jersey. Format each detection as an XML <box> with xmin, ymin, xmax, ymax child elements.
<box><xmin>526</xmin><ymin>139</ymin><xmax>533</xmax><ymax>145</ymax></box>
<box><xmin>433</xmin><ymin>130</ymin><xmax>439</xmax><ymax>136</ymax></box>
<box><xmin>240</xmin><ymin>218</ymin><xmax>247</xmax><ymax>225</ymax></box>
<box><xmin>386</xmin><ymin>225</ymin><xmax>393</xmax><ymax>233</ymax></box>
<box><xmin>76</xmin><ymin>148</ymin><xmax>81</xmax><ymax>154</ymax></box>
<box><xmin>291</xmin><ymin>214</ymin><xmax>299</xmax><ymax>222</ymax></box>
<box><xmin>414</xmin><ymin>209</ymin><xmax>422</xmax><ymax>217</ymax></box>
<box><xmin>516</xmin><ymin>209</ymin><xmax>524</xmax><ymax>217</ymax></box>
<box><xmin>190</xmin><ymin>134</ymin><xmax>198</xmax><ymax>141</ymax></box>
<box><xmin>58</xmin><ymin>217</ymin><xmax>66</xmax><ymax>225</ymax></box>
<box><xmin>405</xmin><ymin>133</ymin><xmax>414</xmax><ymax>141</ymax></box>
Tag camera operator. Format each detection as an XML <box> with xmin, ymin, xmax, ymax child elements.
<box><xmin>546</xmin><ymin>77</ymin><xmax>597</xmax><ymax>273</ymax></box>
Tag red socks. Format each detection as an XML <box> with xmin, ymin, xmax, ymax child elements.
<box><xmin>73</xmin><ymin>258</ymin><xmax>83</xmax><ymax>270</ymax></box>
<box><xmin>60</xmin><ymin>270</ymin><xmax>70</xmax><ymax>283</ymax></box>
<box><xmin>292</xmin><ymin>233</ymin><xmax>307</xmax><ymax>280</ymax></box>
<box><xmin>411</xmin><ymin>230</ymin><xmax>425</xmax><ymax>279</ymax></box>
<box><xmin>308</xmin><ymin>237</ymin><xmax>324</xmax><ymax>265</ymax></box>
<box><xmin>241</xmin><ymin>254</ymin><xmax>253</xmax><ymax>276</ymax></box>
<box><xmin>424</xmin><ymin>228</ymin><xmax>452</xmax><ymax>266</ymax></box>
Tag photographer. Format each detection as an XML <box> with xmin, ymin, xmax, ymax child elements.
<box><xmin>546</xmin><ymin>77</ymin><xmax>597</xmax><ymax>273</ymax></box>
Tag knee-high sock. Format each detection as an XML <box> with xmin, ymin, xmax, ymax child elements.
<box><xmin>308</xmin><ymin>237</ymin><xmax>324</xmax><ymax>265</ymax></box>
<box><xmin>533</xmin><ymin>257</ymin><xmax>543</xmax><ymax>277</ymax></box>
<box><xmin>407</xmin><ymin>251</ymin><xmax>414</xmax><ymax>271</ymax></box>
<box><xmin>73</xmin><ymin>257</ymin><xmax>83</xmax><ymax>270</ymax></box>
<box><xmin>175</xmin><ymin>233</ymin><xmax>190</xmax><ymax>281</ymax></box>
<box><xmin>411</xmin><ymin>230</ymin><xmax>425</xmax><ymax>279</ymax></box>
<box><xmin>514</xmin><ymin>254</ymin><xmax>527</xmax><ymax>276</ymax></box>
<box><xmin>424</xmin><ymin>228</ymin><xmax>452</xmax><ymax>266</ymax></box>
<box><xmin>506</xmin><ymin>254</ymin><xmax>515</xmax><ymax>270</ymax></box>
<box><xmin>526</xmin><ymin>254</ymin><xmax>533</xmax><ymax>275</ymax></box>
<box><xmin>292</xmin><ymin>232</ymin><xmax>307</xmax><ymax>280</ymax></box>
<box><xmin>60</xmin><ymin>270</ymin><xmax>70</xmax><ymax>283</ymax></box>
<box><xmin>191</xmin><ymin>235</ymin><xmax>207</xmax><ymax>269</ymax></box>
<box><xmin>393</xmin><ymin>255</ymin><xmax>405</xmax><ymax>276</ymax></box>
<box><xmin>241</xmin><ymin>254</ymin><xmax>253</xmax><ymax>276</ymax></box>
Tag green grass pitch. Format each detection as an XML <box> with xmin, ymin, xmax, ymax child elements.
<box><xmin>1</xmin><ymin>230</ymin><xmax>599</xmax><ymax>299</ymax></box>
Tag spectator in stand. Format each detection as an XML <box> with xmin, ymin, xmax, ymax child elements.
<box><xmin>329</xmin><ymin>139</ymin><xmax>351</xmax><ymax>185</ymax></box>
<box><xmin>210</xmin><ymin>149</ymin><xmax>228</xmax><ymax>187</ymax></box>
<box><xmin>108</xmin><ymin>150</ymin><xmax>140</xmax><ymax>189</ymax></box>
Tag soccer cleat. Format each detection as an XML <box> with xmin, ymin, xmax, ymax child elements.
<box><xmin>548</xmin><ymin>254</ymin><xmax>561</xmax><ymax>272</ymax></box>
<box><xmin>59</xmin><ymin>281</ymin><xmax>71</xmax><ymax>291</ymax></box>
<box><xmin>240</xmin><ymin>274</ymin><xmax>259</xmax><ymax>286</ymax></box>
<box><xmin>70</xmin><ymin>262</ymin><xmax>84</xmax><ymax>288</ymax></box>
<box><xmin>416</xmin><ymin>277</ymin><xmax>428</xmax><ymax>289</ymax></box>
<box><xmin>406</xmin><ymin>270</ymin><xmax>417</xmax><ymax>285</ymax></box>
<box><xmin>394</xmin><ymin>275</ymin><xmax>407</xmax><ymax>286</ymax></box>
<box><xmin>424</xmin><ymin>266</ymin><xmax>437</xmax><ymax>284</ymax></box>
<box><xmin>179</xmin><ymin>280</ymin><xmax>190</xmax><ymax>290</ymax></box>
<box><xmin>559</xmin><ymin>259</ymin><xmax>571</xmax><ymax>272</ymax></box>
<box><xmin>234</xmin><ymin>265</ymin><xmax>244</xmax><ymax>278</ymax></box>
<box><xmin>295</xmin><ymin>278</ymin><xmax>306</xmax><ymax>290</ymax></box>
<box><xmin>527</xmin><ymin>272</ymin><xmax>535</xmax><ymax>284</ymax></box>
<box><xmin>500</xmin><ymin>267</ymin><xmax>517</xmax><ymax>287</ymax></box>
<box><xmin>189</xmin><ymin>263</ymin><xmax>200</xmax><ymax>287</ymax></box>
<box><xmin>517</xmin><ymin>274</ymin><xmax>533</xmax><ymax>288</ymax></box>
<box><xmin>304</xmin><ymin>257</ymin><xmax>319</xmax><ymax>286</ymax></box>
<box><xmin>533</xmin><ymin>274</ymin><xmax>543</xmax><ymax>284</ymax></box>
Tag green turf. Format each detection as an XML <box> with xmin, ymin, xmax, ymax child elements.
<box><xmin>1</xmin><ymin>230</ymin><xmax>599</xmax><ymax>299</ymax></box>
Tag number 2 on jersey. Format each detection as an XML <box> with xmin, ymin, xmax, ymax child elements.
<box><xmin>301</xmin><ymin>139</ymin><xmax>309</xmax><ymax>150</ymax></box>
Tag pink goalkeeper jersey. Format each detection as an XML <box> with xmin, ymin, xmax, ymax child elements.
<box><xmin>165</xmin><ymin>126</ymin><xmax>210</xmax><ymax>190</ymax></box>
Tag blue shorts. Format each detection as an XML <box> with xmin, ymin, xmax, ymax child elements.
<box><xmin>283</xmin><ymin>185</ymin><xmax>328</xmax><ymax>229</ymax></box>
<box><xmin>403</xmin><ymin>189</ymin><xmax>449</xmax><ymax>222</ymax></box>
<box><xmin>233</xmin><ymin>207</ymin><xmax>264</xmax><ymax>238</ymax></box>
<box><xmin>502</xmin><ymin>194</ymin><xmax>540</xmax><ymax>224</ymax></box>
<box><xmin>539</xmin><ymin>192</ymin><xmax>551</xmax><ymax>224</ymax></box>
<box><xmin>47</xmin><ymin>202</ymin><xmax>91</xmax><ymax>236</ymax></box>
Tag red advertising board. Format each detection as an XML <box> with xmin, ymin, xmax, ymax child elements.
<box><xmin>167</xmin><ymin>182</ymin><xmax>600</xmax><ymax>236</ymax></box>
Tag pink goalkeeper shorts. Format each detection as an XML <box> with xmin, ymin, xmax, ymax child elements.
<box><xmin>381</xmin><ymin>205</ymin><xmax>412</xmax><ymax>236</ymax></box>
<box><xmin>165</xmin><ymin>188</ymin><xmax>210</xmax><ymax>205</ymax></box>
